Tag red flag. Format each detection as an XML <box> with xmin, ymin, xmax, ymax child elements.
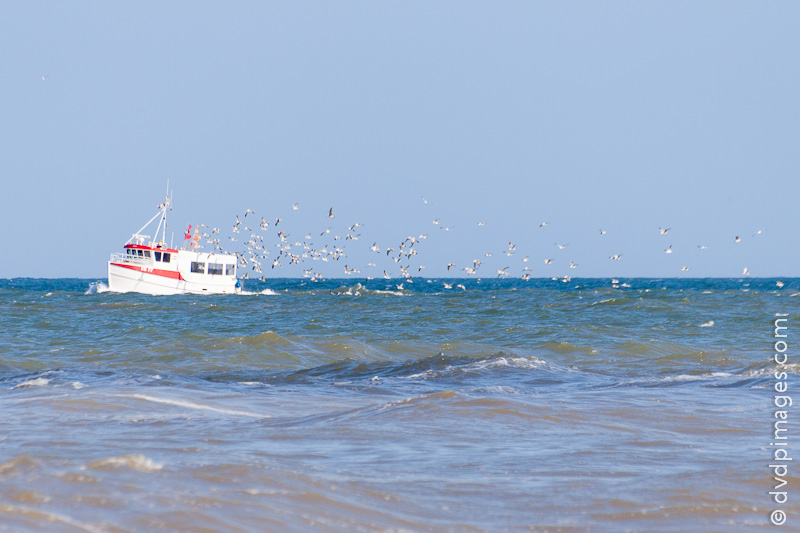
<box><xmin>184</xmin><ymin>224</ymin><xmax>192</xmax><ymax>240</ymax></box>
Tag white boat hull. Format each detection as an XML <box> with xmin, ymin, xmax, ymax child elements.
<box><xmin>107</xmin><ymin>262</ymin><xmax>240</xmax><ymax>295</ymax></box>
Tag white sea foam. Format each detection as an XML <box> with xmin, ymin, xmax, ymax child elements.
<box><xmin>699</xmin><ymin>320</ymin><xmax>715</xmax><ymax>327</ymax></box>
<box><xmin>11</xmin><ymin>378</ymin><xmax>50</xmax><ymax>389</ymax></box>
<box><xmin>85</xmin><ymin>281</ymin><xmax>109</xmax><ymax>295</ymax></box>
<box><xmin>86</xmin><ymin>454</ymin><xmax>163</xmax><ymax>473</ymax></box>
<box><xmin>239</xmin><ymin>288</ymin><xmax>280</xmax><ymax>296</ymax></box>
<box><xmin>128</xmin><ymin>394</ymin><xmax>271</xmax><ymax>418</ymax></box>
<box><xmin>407</xmin><ymin>356</ymin><xmax>545</xmax><ymax>379</ymax></box>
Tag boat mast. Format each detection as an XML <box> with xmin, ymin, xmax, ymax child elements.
<box><xmin>125</xmin><ymin>182</ymin><xmax>172</xmax><ymax>246</ymax></box>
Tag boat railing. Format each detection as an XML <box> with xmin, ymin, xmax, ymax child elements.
<box><xmin>109</xmin><ymin>253</ymin><xmax>152</xmax><ymax>266</ymax></box>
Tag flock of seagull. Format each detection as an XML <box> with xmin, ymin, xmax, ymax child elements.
<box><xmin>188</xmin><ymin>198</ymin><xmax>763</xmax><ymax>286</ymax></box>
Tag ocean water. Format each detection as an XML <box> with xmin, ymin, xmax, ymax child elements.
<box><xmin>0</xmin><ymin>277</ymin><xmax>797</xmax><ymax>531</ymax></box>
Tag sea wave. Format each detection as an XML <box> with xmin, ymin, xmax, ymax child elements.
<box><xmin>85</xmin><ymin>454</ymin><xmax>163</xmax><ymax>473</ymax></box>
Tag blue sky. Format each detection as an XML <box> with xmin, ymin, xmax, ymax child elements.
<box><xmin>1</xmin><ymin>2</ymin><xmax>797</xmax><ymax>279</ymax></box>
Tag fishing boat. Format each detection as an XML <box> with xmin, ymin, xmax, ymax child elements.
<box><xmin>107</xmin><ymin>193</ymin><xmax>241</xmax><ymax>295</ymax></box>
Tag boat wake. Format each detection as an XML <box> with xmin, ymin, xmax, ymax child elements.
<box><xmin>85</xmin><ymin>281</ymin><xmax>110</xmax><ymax>295</ymax></box>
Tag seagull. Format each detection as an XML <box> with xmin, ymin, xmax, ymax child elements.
<box><xmin>244</xmin><ymin>209</ymin><xmax>255</xmax><ymax>217</ymax></box>
<box><xmin>742</xmin><ymin>267</ymin><xmax>750</xmax><ymax>276</ymax></box>
<box><xmin>539</xmin><ymin>222</ymin><xmax>549</xmax><ymax>228</ymax></box>
<box><xmin>697</xmin><ymin>245</ymin><xmax>708</xmax><ymax>250</ymax></box>
<box><xmin>508</xmin><ymin>242</ymin><xmax>516</xmax><ymax>251</ymax></box>
<box><xmin>274</xmin><ymin>218</ymin><xmax>281</xmax><ymax>227</ymax></box>
<box><xmin>544</xmin><ymin>259</ymin><xmax>552</xmax><ymax>264</ymax></box>
<box><xmin>599</xmin><ymin>229</ymin><xmax>607</xmax><ymax>235</ymax></box>
<box><xmin>665</xmin><ymin>245</ymin><xmax>672</xmax><ymax>254</ymax></box>
<box><xmin>292</xmin><ymin>203</ymin><xmax>299</xmax><ymax>210</ymax></box>
<box><xmin>556</xmin><ymin>243</ymin><xmax>567</xmax><ymax>250</ymax></box>
<box><xmin>569</xmin><ymin>262</ymin><xmax>578</xmax><ymax>269</ymax></box>
<box><xmin>477</xmin><ymin>222</ymin><xmax>485</xmax><ymax>226</ymax></box>
<box><xmin>443</xmin><ymin>282</ymin><xmax>453</xmax><ymax>289</ymax></box>
<box><xmin>734</xmin><ymin>236</ymin><xmax>741</xmax><ymax>243</ymax></box>
<box><xmin>659</xmin><ymin>227</ymin><xmax>670</xmax><ymax>235</ymax></box>
<box><xmin>422</xmin><ymin>196</ymin><xmax>430</xmax><ymax>205</ymax></box>
<box><xmin>447</xmin><ymin>263</ymin><xmax>456</xmax><ymax>271</ymax></box>
<box><xmin>370</xmin><ymin>242</ymin><xmax>380</xmax><ymax>253</ymax></box>
<box><xmin>497</xmin><ymin>267</ymin><xmax>510</xmax><ymax>277</ymax></box>
<box><xmin>457</xmin><ymin>284</ymin><xmax>466</xmax><ymax>291</ymax></box>
<box><xmin>610</xmin><ymin>254</ymin><xmax>622</xmax><ymax>260</ymax></box>
<box><xmin>681</xmin><ymin>266</ymin><xmax>689</xmax><ymax>271</ymax></box>
<box><xmin>328</xmin><ymin>208</ymin><xmax>334</xmax><ymax>219</ymax></box>
<box><xmin>753</xmin><ymin>229</ymin><xmax>764</xmax><ymax>237</ymax></box>
<box><xmin>777</xmin><ymin>280</ymin><xmax>785</xmax><ymax>288</ymax></box>
<box><xmin>433</xmin><ymin>219</ymin><xmax>440</xmax><ymax>225</ymax></box>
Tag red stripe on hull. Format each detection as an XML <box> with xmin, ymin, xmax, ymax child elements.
<box><xmin>110</xmin><ymin>263</ymin><xmax>184</xmax><ymax>280</ymax></box>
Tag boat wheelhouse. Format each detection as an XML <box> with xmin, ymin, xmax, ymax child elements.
<box><xmin>107</xmin><ymin>193</ymin><xmax>241</xmax><ymax>295</ymax></box>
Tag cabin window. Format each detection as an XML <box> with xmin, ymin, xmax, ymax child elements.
<box><xmin>155</xmin><ymin>252</ymin><xmax>162</xmax><ymax>262</ymax></box>
<box><xmin>144</xmin><ymin>251</ymin><xmax>151</xmax><ymax>259</ymax></box>
<box><xmin>137</xmin><ymin>250</ymin><xmax>144</xmax><ymax>258</ymax></box>
<box><xmin>190</xmin><ymin>261</ymin><xmax>205</xmax><ymax>274</ymax></box>
<box><xmin>162</xmin><ymin>253</ymin><xmax>171</xmax><ymax>263</ymax></box>
<box><xmin>208</xmin><ymin>263</ymin><xmax>223</xmax><ymax>275</ymax></box>
<box><xmin>225</xmin><ymin>264</ymin><xmax>235</xmax><ymax>276</ymax></box>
